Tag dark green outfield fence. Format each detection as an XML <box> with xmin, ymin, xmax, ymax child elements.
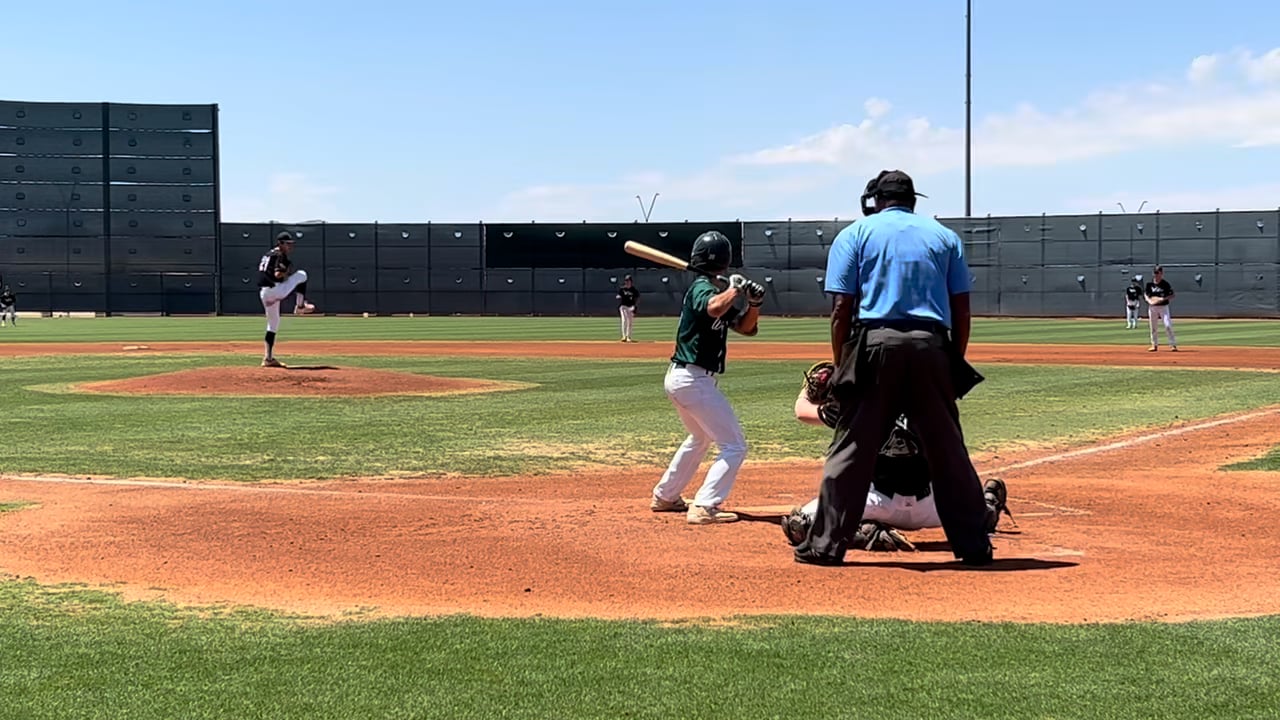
<box><xmin>4</xmin><ymin>100</ymin><xmax>1278</xmax><ymax>318</ymax></box>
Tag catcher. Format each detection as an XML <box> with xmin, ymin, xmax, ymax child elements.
<box><xmin>781</xmin><ymin>361</ymin><xmax>1013</xmax><ymax>552</ymax></box>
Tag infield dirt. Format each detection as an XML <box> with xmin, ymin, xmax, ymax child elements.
<box><xmin>2</xmin><ymin>341</ymin><xmax>1279</xmax><ymax>623</ymax></box>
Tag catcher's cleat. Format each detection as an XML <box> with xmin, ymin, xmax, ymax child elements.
<box><xmin>261</xmin><ymin>357</ymin><xmax>286</xmax><ymax>368</ymax></box>
<box><xmin>983</xmin><ymin>478</ymin><xmax>1016</xmax><ymax>532</ymax></box>
<box><xmin>686</xmin><ymin>505</ymin><xmax>739</xmax><ymax>525</ymax></box>
<box><xmin>851</xmin><ymin>521</ymin><xmax>917</xmax><ymax>552</ymax></box>
<box><xmin>650</xmin><ymin>495</ymin><xmax>688</xmax><ymax>513</ymax></box>
<box><xmin>294</xmin><ymin>302</ymin><xmax>316</xmax><ymax>315</ymax></box>
<box><xmin>780</xmin><ymin>507</ymin><xmax>811</xmax><ymax>546</ymax></box>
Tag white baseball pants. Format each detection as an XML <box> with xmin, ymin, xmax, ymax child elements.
<box><xmin>653</xmin><ymin>364</ymin><xmax>748</xmax><ymax>509</ymax></box>
<box><xmin>619</xmin><ymin>305</ymin><xmax>635</xmax><ymax>339</ymax></box>
<box><xmin>259</xmin><ymin>270</ymin><xmax>308</xmax><ymax>333</ymax></box>
<box><xmin>1148</xmin><ymin>304</ymin><xmax>1177</xmax><ymax>347</ymax></box>
<box><xmin>0</xmin><ymin>304</ymin><xmax>14</xmax><ymax>325</ymax></box>
<box><xmin>800</xmin><ymin>487</ymin><xmax>940</xmax><ymax>531</ymax></box>
<box><xmin>1125</xmin><ymin>303</ymin><xmax>1140</xmax><ymax>328</ymax></box>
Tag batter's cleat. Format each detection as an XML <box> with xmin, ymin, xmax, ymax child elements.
<box><xmin>780</xmin><ymin>507</ymin><xmax>811</xmax><ymax>546</ymax></box>
<box><xmin>261</xmin><ymin>357</ymin><xmax>285</xmax><ymax>368</ymax></box>
<box><xmin>687</xmin><ymin>505</ymin><xmax>739</xmax><ymax>525</ymax></box>
<box><xmin>294</xmin><ymin>302</ymin><xmax>316</xmax><ymax>315</ymax></box>
<box><xmin>650</xmin><ymin>494</ymin><xmax>688</xmax><ymax>513</ymax></box>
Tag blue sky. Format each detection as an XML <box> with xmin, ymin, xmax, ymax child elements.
<box><xmin>6</xmin><ymin>0</ymin><xmax>1280</xmax><ymax>223</ymax></box>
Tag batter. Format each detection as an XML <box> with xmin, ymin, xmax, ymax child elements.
<box><xmin>650</xmin><ymin>231</ymin><xmax>765</xmax><ymax>525</ymax></box>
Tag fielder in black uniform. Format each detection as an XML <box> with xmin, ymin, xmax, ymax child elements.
<box><xmin>1144</xmin><ymin>266</ymin><xmax>1177</xmax><ymax>351</ymax></box>
<box><xmin>257</xmin><ymin>232</ymin><xmax>316</xmax><ymax>368</ymax></box>
<box><xmin>1124</xmin><ymin>278</ymin><xmax>1142</xmax><ymax>329</ymax></box>
<box><xmin>617</xmin><ymin>274</ymin><xmax>640</xmax><ymax>342</ymax></box>
<box><xmin>0</xmin><ymin>285</ymin><xmax>16</xmax><ymax>327</ymax></box>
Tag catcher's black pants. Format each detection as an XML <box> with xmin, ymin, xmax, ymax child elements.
<box><xmin>794</xmin><ymin>327</ymin><xmax>992</xmax><ymax>565</ymax></box>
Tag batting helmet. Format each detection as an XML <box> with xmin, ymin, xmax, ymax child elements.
<box><xmin>689</xmin><ymin>231</ymin><xmax>732</xmax><ymax>274</ymax></box>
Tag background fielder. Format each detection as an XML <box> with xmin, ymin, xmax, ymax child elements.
<box><xmin>616</xmin><ymin>274</ymin><xmax>639</xmax><ymax>342</ymax></box>
<box><xmin>1145</xmin><ymin>265</ymin><xmax>1178</xmax><ymax>351</ymax></box>
<box><xmin>650</xmin><ymin>231</ymin><xmax>765</xmax><ymax>525</ymax></box>
<box><xmin>257</xmin><ymin>231</ymin><xmax>316</xmax><ymax>367</ymax></box>
<box><xmin>1124</xmin><ymin>278</ymin><xmax>1142</xmax><ymax>329</ymax></box>
<box><xmin>0</xmin><ymin>285</ymin><xmax>16</xmax><ymax>327</ymax></box>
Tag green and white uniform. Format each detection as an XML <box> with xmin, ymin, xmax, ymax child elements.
<box><xmin>653</xmin><ymin>277</ymin><xmax>748</xmax><ymax>509</ymax></box>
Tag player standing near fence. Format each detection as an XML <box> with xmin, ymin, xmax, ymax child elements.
<box><xmin>1124</xmin><ymin>278</ymin><xmax>1142</xmax><ymax>329</ymax></box>
<box><xmin>257</xmin><ymin>231</ymin><xmax>316</xmax><ymax>368</ymax></box>
<box><xmin>1144</xmin><ymin>266</ymin><xmax>1177</xmax><ymax>352</ymax></box>
<box><xmin>616</xmin><ymin>274</ymin><xmax>639</xmax><ymax>342</ymax></box>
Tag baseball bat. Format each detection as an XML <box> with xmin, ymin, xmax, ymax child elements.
<box><xmin>622</xmin><ymin>241</ymin><xmax>729</xmax><ymax>283</ymax></box>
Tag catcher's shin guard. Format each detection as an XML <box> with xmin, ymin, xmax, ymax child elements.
<box><xmin>781</xmin><ymin>507</ymin><xmax>810</xmax><ymax>547</ymax></box>
<box><xmin>982</xmin><ymin>478</ymin><xmax>1015</xmax><ymax>533</ymax></box>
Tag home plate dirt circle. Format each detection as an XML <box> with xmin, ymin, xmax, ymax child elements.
<box><xmin>75</xmin><ymin>366</ymin><xmax>533</xmax><ymax>397</ymax></box>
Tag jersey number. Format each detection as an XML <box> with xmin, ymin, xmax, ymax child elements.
<box><xmin>258</xmin><ymin>256</ymin><xmax>271</xmax><ymax>272</ymax></box>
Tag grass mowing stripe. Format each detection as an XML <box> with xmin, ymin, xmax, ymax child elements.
<box><xmin>3</xmin><ymin>354</ymin><xmax>1280</xmax><ymax>480</ymax></box>
<box><xmin>5</xmin><ymin>315</ymin><xmax>1280</xmax><ymax>346</ymax></box>
<box><xmin>0</xmin><ymin>580</ymin><xmax>1277</xmax><ymax>720</ymax></box>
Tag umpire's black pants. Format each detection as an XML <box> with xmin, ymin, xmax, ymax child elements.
<box><xmin>794</xmin><ymin>327</ymin><xmax>993</xmax><ymax>565</ymax></box>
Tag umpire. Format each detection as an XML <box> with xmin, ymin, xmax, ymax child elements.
<box><xmin>793</xmin><ymin>170</ymin><xmax>994</xmax><ymax>567</ymax></box>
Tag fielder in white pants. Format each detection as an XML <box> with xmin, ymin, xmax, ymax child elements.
<box><xmin>616</xmin><ymin>275</ymin><xmax>639</xmax><ymax>342</ymax></box>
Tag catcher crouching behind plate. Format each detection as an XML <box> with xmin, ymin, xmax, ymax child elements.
<box><xmin>782</xmin><ymin>361</ymin><xmax>1013</xmax><ymax>552</ymax></box>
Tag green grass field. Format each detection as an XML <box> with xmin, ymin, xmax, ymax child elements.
<box><xmin>2</xmin><ymin>316</ymin><xmax>1279</xmax><ymax>718</ymax></box>
<box><xmin>3</xmin><ymin>313</ymin><xmax>1280</xmax><ymax>346</ymax></box>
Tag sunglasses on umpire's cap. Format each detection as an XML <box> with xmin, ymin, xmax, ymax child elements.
<box><xmin>860</xmin><ymin>169</ymin><xmax>928</xmax><ymax>216</ymax></box>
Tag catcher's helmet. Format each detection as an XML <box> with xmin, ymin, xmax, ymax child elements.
<box><xmin>689</xmin><ymin>231</ymin><xmax>732</xmax><ymax>274</ymax></box>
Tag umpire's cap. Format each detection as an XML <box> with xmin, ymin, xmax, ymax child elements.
<box><xmin>869</xmin><ymin>170</ymin><xmax>927</xmax><ymax>201</ymax></box>
<box><xmin>275</xmin><ymin>231</ymin><xmax>296</xmax><ymax>245</ymax></box>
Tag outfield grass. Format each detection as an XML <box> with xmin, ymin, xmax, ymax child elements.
<box><xmin>1</xmin><ymin>579</ymin><xmax>1277</xmax><ymax>720</ymax></box>
<box><xmin>3</xmin><ymin>314</ymin><xmax>1280</xmax><ymax>346</ymax></box>
<box><xmin>4</xmin><ymin>354</ymin><xmax>1280</xmax><ymax>480</ymax></box>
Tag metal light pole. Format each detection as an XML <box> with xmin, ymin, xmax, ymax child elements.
<box><xmin>964</xmin><ymin>0</ymin><xmax>972</xmax><ymax>217</ymax></box>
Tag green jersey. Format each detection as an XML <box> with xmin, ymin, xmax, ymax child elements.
<box><xmin>670</xmin><ymin>276</ymin><xmax>740</xmax><ymax>374</ymax></box>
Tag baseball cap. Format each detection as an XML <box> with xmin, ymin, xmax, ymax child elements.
<box><xmin>276</xmin><ymin>231</ymin><xmax>295</xmax><ymax>244</ymax></box>
<box><xmin>871</xmin><ymin>170</ymin><xmax>927</xmax><ymax>199</ymax></box>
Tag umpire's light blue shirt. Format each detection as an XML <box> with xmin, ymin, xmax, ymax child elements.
<box><xmin>824</xmin><ymin>207</ymin><xmax>972</xmax><ymax>329</ymax></box>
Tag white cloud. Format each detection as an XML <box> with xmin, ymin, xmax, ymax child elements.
<box><xmin>497</xmin><ymin>46</ymin><xmax>1280</xmax><ymax>220</ymax></box>
<box><xmin>222</xmin><ymin>172</ymin><xmax>340</xmax><ymax>222</ymax></box>
<box><xmin>1187</xmin><ymin>54</ymin><xmax>1218</xmax><ymax>84</ymax></box>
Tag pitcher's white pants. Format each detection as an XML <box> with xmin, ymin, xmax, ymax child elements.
<box><xmin>800</xmin><ymin>488</ymin><xmax>940</xmax><ymax>531</ymax></box>
<box><xmin>1148</xmin><ymin>304</ymin><xmax>1177</xmax><ymax>347</ymax></box>
<box><xmin>653</xmin><ymin>364</ymin><xmax>747</xmax><ymax>509</ymax></box>
<box><xmin>259</xmin><ymin>270</ymin><xmax>308</xmax><ymax>333</ymax></box>
<box><xmin>619</xmin><ymin>305</ymin><xmax>635</xmax><ymax>339</ymax></box>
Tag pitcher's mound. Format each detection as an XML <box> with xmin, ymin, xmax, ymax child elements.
<box><xmin>77</xmin><ymin>366</ymin><xmax>532</xmax><ymax>398</ymax></box>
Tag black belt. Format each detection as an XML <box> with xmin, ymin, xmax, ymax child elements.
<box><xmin>861</xmin><ymin>318</ymin><xmax>948</xmax><ymax>335</ymax></box>
<box><xmin>874</xmin><ymin>478</ymin><xmax>932</xmax><ymax>501</ymax></box>
<box><xmin>672</xmin><ymin>360</ymin><xmax>716</xmax><ymax>376</ymax></box>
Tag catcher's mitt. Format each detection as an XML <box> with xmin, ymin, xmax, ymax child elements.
<box><xmin>802</xmin><ymin>361</ymin><xmax>836</xmax><ymax>405</ymax></box>
<box><xmin>851</xmin><ymin>521</ymin><xmax>917</xmax><ymax>552</ymax></box>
